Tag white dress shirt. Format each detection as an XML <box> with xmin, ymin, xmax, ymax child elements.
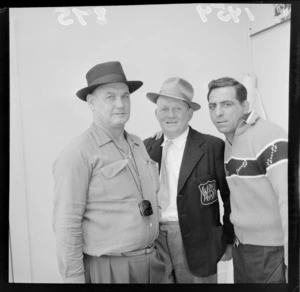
<box><xmin>160</xmin><ymin>127</ymin><xmax>189</xmax><ymax>222</ymax></box>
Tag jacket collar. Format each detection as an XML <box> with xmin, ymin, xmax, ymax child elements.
<box><xmin>177</xmin><ymin>126</ymin><xmax>205</xmax><ymax>193</ymax></box>
<box><xmin>146</xmin><ymin>126</ymin><xmax>206</xmax><ymax>193</ymax></box>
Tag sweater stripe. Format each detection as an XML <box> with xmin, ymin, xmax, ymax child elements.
<box><xmin>255</xmin><ymin>138</ymin><xmax>288</xmax><ymax>158</ymax></box>
<box><xmin>225</xmin><ymin>140</ymin><xmax>287</xmax><ymax>177</ymax></box>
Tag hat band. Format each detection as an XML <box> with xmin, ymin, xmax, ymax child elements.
<box><xmin>89</xmin><ymin>73</ymin><xmax>127</xmax><ymax>87</ymax></box>
<box><xmin>159</xmin><ymin>90</ymin><xmax>192</xmax><ymax>103</ymax></box>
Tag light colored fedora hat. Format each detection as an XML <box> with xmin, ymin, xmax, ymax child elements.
<box><xmin>146</xmin><ymin>77</ymin><xmax>200</xmax><ymax>111</ymax></box>
<box><xmin>76</xmin><ymin>61</ymin><xmax>143</xmax><ymax>101</ymax></box>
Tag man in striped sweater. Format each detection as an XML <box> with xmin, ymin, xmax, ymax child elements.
<box><xmin>207</xmin><ymin>77</ymin><xmax>288</xmax><ymax>283</ymax></box>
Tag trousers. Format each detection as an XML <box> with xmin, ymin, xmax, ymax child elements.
<box><xmin>83</xmin><ymin>247</ymin><xmax>167</xmax><ymax>283</ymax></box>
<box><xmin>232</xmin><ymin>241</ymin><xmax>286</xmax><ymax>283</ymax></box>
<box><xmin>156</xmin><ymin>221</ymin><xmax>217</xmax><ymax>283</ymax></box>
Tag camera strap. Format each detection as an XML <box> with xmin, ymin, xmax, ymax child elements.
<box><xmin>113</xmin><ymin>136</ymin><xmax>144</xmax><ymax>199</ymax></box>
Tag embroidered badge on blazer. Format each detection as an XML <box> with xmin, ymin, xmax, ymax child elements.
<box><xmin>198</xmin><ymin>180</ymin><xmax>217</xmax><ymax>205</ymax></box>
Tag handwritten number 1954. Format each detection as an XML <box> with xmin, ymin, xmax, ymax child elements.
<box><xmin>55</xmin><ymin>7</ymin><xmax>107</xmax><ymax>26</ymax></box>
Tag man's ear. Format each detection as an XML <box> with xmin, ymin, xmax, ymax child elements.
<box><xmin>188</xmin><ymin>108</ymin><xmax>194</xmax><ymax>121</ymax></box>
<box><xmin>243</xmin><ymin>100</ymin><xmax>250</xmax><ymax>114</ymax></box>
<box><xmin>87</xmin><ymin>94</ymin><xmax>95</xmax><ymax>111</ymax></box>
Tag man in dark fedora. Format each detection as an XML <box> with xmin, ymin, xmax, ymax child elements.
<box><xmin>52</xmin><ymin>61</ymin><xmax>166</xmax><ymax>283</ymax></box>
<box><xmin>144</xmin><ymin>77</ymin><xmax>234</xmax><ymax>283</ymax></box>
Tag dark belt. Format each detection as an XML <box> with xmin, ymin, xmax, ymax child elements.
<box><xmin>159</xmin><ymin>221</ymin><xmax>179</xmax><ymax>226</ymax></box>
<box><xmin>106</xmin><ymin>242</ymin><xmax>155</xmax><ymax>257</ymax></box>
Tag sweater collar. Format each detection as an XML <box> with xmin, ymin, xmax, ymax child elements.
<box><xmin>226</xmin><ymin>111</ymin><xmax>260</xmax><ymax>146</ymax></box>
<box><xmin>234</xmin><ymin>111</ymin><xmax>260</xmax><ymax>136</ymax></box>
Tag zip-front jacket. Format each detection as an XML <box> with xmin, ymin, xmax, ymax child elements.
<box><xmin>224</xmin><ymin>111</ymin><xmax>288</xmax><ymax>266</ymax></box>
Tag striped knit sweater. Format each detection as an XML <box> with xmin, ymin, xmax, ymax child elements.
<box><xmin>224</xmin><ymin>111</ymin><xmax>288</xmax><ymax>266</ymax></box>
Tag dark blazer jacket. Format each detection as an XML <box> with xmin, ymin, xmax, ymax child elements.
<box><xmin>144</xmin><ymin>126</ymin><xmax>234</xmax><ymax>277</ymax></box>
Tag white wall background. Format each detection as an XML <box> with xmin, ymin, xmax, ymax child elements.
<box><xmin>250</xmin><ymin>4</ymin><xmax>290</xmax><ymax>132</ymax></box>
<box><xmin>9</xmin><ymin>4</ymin><xmax>290</xmax><ymax>283</ymax></box>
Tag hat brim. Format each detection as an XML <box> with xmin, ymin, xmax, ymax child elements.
<box><xmin>76</xmin><ymin>80</ymin><xmax>143</xmax><ymax>101</ymax></box>
<box><xmin>146</xmin><ymin>92</ymin><xmax>201</xmax><ymax>111</ymax></box>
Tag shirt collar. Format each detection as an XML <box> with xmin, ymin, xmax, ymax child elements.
<box><xmin>124</xmin><ymin>131</ymin><xmax>141</xmax><ymax>147</ymax></box>
<box><xmin>90</xmin><ymin>123</ymin><xmax>111</xmax><ymax>146</ymax></box>
<box><xmin>162</xmin><ymin>127</ymin><xmax>189</xmax><ymax>150</ymax></box>
<box><xmin>90</xmin><ymin>123</ymin><xmax>140</xmax><ymax>147</ymax></box>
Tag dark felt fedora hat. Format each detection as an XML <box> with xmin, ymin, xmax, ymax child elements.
<box><xmin>76</xmin><ymin>61</ymin><xmax>143</xmax><ymax>101</ymax></box>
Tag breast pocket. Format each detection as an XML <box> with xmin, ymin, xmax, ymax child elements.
<box><xmin>90</xmin><ymin>159</ymin><xmax>135</xmax><ymax>201</ymax></box>
<box><xmin>194</xmin><ymin>174</ymin><xmax>218</xmax><ymax>207</ymax></box>
<box><xmin>100</xmin><ymin>159</ymin><xmax>128</xmax><ymax>178</ymax></box>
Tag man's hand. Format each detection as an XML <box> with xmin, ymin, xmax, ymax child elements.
<box><xmin>151</xmin><ymin>130</ymin><xmax>163</xmax><ymax>140</ymax></box>
<box><xmin>220</xmin><ymin>244</ymin><xmax>233</xmax><ymax>261</ymax></box>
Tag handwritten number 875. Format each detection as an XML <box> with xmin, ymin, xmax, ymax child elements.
<box><xmin>55</xmin><ymin>7</ymin><xmax>107</xmax><ymax>26</ymax></box>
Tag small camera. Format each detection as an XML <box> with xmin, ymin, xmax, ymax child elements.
<box><xmin>138</xmin><ymin>200</ymin><xmax>153</xmax><ymax>216</ymax></box>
